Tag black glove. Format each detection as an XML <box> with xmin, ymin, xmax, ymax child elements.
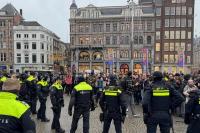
<box><xmin>143</xmin><ymin>113</ymin><xmax>149</xmax><ymax>124</ymax></box>
<box><xmin>51</xmin><ymin>106</ymin><xmax>58</xmax><ymax>111</ymax></box>
<box><xmin>68</xmin><ymin>109</ymin><xmax>72</xmax><ymax>116</ymax></box>
<box><xmin>184</xmin><ymin>114</ymin><xmax>190</xmax><ymax>124</ymax></box>
<box><xmin>121</xmin><ymin>115</ymin><xmax>126</xmax><ymax>123</ymax></box>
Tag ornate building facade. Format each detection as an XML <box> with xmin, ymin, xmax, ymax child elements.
<box><xmin>69</xmin><ymin>0</ymin><xmax>155</xmax><ymax>74</ymax></box>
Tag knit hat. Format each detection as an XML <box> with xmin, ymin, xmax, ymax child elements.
<box><xmin>2</xmin><ymin>78</ymin><xmax>21</xmax><ymax>91</ymax></box>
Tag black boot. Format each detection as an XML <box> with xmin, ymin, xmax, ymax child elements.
<box><xmin>56</xmin><ymin>128</ymin><xmax>65</xmax><ymax>133</ymax></box>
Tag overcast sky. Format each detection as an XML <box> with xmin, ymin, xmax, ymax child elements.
<box><xmin>0</xmin><ymin>0</ymin><xmax>199</xmax><ymax>42</ymax></box>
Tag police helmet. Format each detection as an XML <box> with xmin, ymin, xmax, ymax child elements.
<box><xmin>153</xmin><ymin>71</ymin><xmax>163</xmax><ymax>81</ymax></box>
<box><xmin>20</xmin><ymin>73</ymin><xmax>27</xmax><ymax>80</ymax></box>
<box><xmin>77</xmin><ymin>76</ymin><xmax>85</xmax><ymax>83</ymax></box>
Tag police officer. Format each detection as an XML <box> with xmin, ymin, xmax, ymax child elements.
<box><xmin>18</xmin><ymin>73</ymin><xmax>29</xmax><ymax>103</ymax></box>
<box><xmin>50</xmin><ymin>77</ymin><xmax>65</xmax><ymax>133</ymax></box>
<box><xmin>68</xmin><ymin>76</ymin><xmax>95</xmax><ymax>133</ymax></box>
<box><xmin>184</xmin><ymin>89</ymin><xmax>200</xmax><ymax>133</ymax></box>
<box><xmin>37</xmin><ymin>75</ymin><xmax>50</xmax><ymax>122</ymax></box>
<box><xmin>99</xmin><ymin>75</ymin><xmax>126</xmax><ymax>133</ymax></box>
<box><xmin>0</xmin><ymin>78</ymin><xmax>35</xmax><ymax>133</ymax></box>
<box><xmin>142</xmin><ymin>71</ymin><xmax>184</xmax><ymax>133</ymax></box>
<box><xmin>26</xmin><ymin>72</ymin><xmax>38</xmax><ymax>114</ymax></box>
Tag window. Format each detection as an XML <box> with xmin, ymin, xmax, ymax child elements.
<box><xmin>175</xmin><ymin>31</ymin><xmax>180</xmax><ymax>39</ymax></box>
<box><xmin>170</xmin><ymin>31</ymin><xmax>175</xmax><ymax>39</ymax></box>
<box><xmin>156</xmin><ymin>31</ymin><xmax>160</xmax><ymax>40</ymax></box>
<box><xmin>170</xmin><ymin>43</ymin><xmax>175</xmax><ymax>51</ymax></box>
<box><xmin>147</xmin><ymin>36</ymin><xmax>151</xmax><ymax>44</ymax></box>
<box><xmin>24</xmin><ymin>34</ymin><xmax>28</xmax><ymax>38</ymax></box>
<box><xmin>147</xmin><ymin>21</ymin><xmax>152</xmax><ymax>31</ymax></box>
<box><xmin>187</xmin><ymin>43</ymin><xmax>192</xmax><ymax>51</ymax></box>
<box><xmin>176</xmin><ymin>19</ymin><xmax>180</xmax><ymax>27</ymax></box>
<box><xmin>41</xmin><ymin>43</ymin><xmax>44</xmax><ymax>49</ymax></box>
<box><xmin>40</xmin><ymin>34</ymin><xmax>44</xmax><ymax>39</ymax></box>
<box><xmin>41</xmin><ymin>54</ymin><xmax>44</xmax><ymax>63</ymax></box>
<box><xmin>181</xmin><ymin>6</ymin><xmax>186</xmax><ymax>15</ymax></box>
<box><xmin>106</xmin><ymin>24</ymin><xmax>110</xmax><ymax>32</ymax></box>
<box><xmin>32</xmin><ymin>42</ymin><xmax>36</xmax><ymax>49</ymax></box>
<box><xmin>0</xmin><ymin>21</ymin><xmax>5</xmax><ymax>27</ymax></box>
<box><xmin>99</xmin><ymin>24</ymin><xmax>103</xmax><ymax>32</ymax></box>
<box><xmin>24</xmin><ymin>54</ymin><xmax>29</xmax><ymax>63</ymax></box>
<box><xmin>139</xmin><ymin>36</ymin><xmax>143</xmax><ymax>44</ymax></box>
<box><xmin>112</xmin><ymin>36</ymin><xmax>117</xmax><ymax>45</ymax></box>
<box><xmin>188</xmin><ymin>32</ymin><xmax>192</xmax><ymax>39</ymax></box>
<box><xmin>156</xmin><ymin>8</ymin><xmax>161</xmax><ymax>16</ymax></box>
<box><xmin>169</xmin><ymin>55</ymin><xmax>175</xmax><ymax>63</ymax></box>
<box><xmin>164</xmin><ymin>55</ymin><xmax>169</xmax><ymax>63</ymax></box>
<box><xmin>164</xmin><ymin>43</ymin><xmax>169</xmax><ymax>51</ymax></box>
<box><xmin>181</xmin><ymin>31</ymin><xmax>186</xmax><ymax>39</ymax></box>
<box><xmin>180</xmin><ymin>42</ymin><xmax>185</xmax><ymax>51</ymax></box>
<box><xmin>85</xmin><ymin>25</ymin><xmax>89</xmax><ymax>32</ymax></box>
<box><xmin>170</xmin><ymin>19</ymin><xmax>175</xmax><ymax>27</ymax></box>
<box><xmin>165</xmin><ymin>19</ymin><xmax>169</xmax><ymax>27</ymax></box>
<box><xmin>32</xmin><ymin>54</ymin><xmax>37</xmax><ymax>63</ymax></box>
<box><xmin>0</xmin><ymin>53</ymin><xmax>6</xmax><ymax>62</ymax></box>
<box><xmin>181</xmin><ymin>18</ymin><xmax>186</xmax><ymax>27</ymax></box>
<box><xmin>188</xmin><ymin>7</ymin><xmax>193</xmax><ymax>15</ymax></box>
<box><xmin>155</xmin><ymin>53</ymin><xmax>160</xmax><ymax>63</ymax></box>
<box><xmin>125</xmin><ymin>36</ymin><xmax>129</xmax><ymax>44</ymax></box>
<box><xmin>16</xmin><ymin>42</ymin><xmax>21</xmax><ymax>49</ymax></box>
<box><xmin>156</xmin><ymin>20</ymin><xmax>161</xmax><ymax>28</ymax></box>
<box><xmin>176</xmin><ymin>7</ymin><xmax>181</xmax><ymax>15</ymax></box>
<box><xmin>24</xmin><ymin>42</ymin><xmax>29</xmax><ymax>49</ymax></box>
<box><xmin>170</xmin><ymin>7</ymin><xmax>175</xmax><ymax>15</ymax></box>
<box><xmin>186</xmin><ymin>56</ymin><xmax>191</xmax><ymax>63</ymax></box>
<box><xmin>106</xmin><ymin>36</ymin><xmax>110</xmax><ymax>44</ymax></box>
<box><xmin>134</xmin><ymin>36</ymin><xmax>138</xmax><ymax>44</ymax></box>
<box><xmin>155</xmin><ymin>43</ymin><xmax>160</xmax><ymax>51</ymax></box>
<box><xmin>16</xmin><ymin>53</ymin><xmax>21</xmax><ymax>63</ymax></box>
<box><xmin>164</xmin><ymin>31</ymin><xmax>169</xmax><ymax>39</ymax></box>
<box><xmin>16</xmin><ymin>34</ymin><xmax>21</xmax><ymax>38</ymax></box>
<box><xmin>113</xmin><ymin>23</ymin><xmax>117</xmax><ymax>32</ymax></box>
<box><xmin>175</xmin><ymin>54</ymin><xmax>178</xmax><ymax>63</ymax></box>
<box><xmin>85</xmin><ymin>37</ymin><xmax>90</xmax><ymax>44</ymax></box>
<box><xmin>165</xmin><ymin>7</ymin><xmax>170</xmax><ymax>15</ymax></box>
<box><xmin>79</xmin><ymin>37</ymin><xmax>84</xmax><ymax>44</ymax></box>
<box><xmin>188</xmin><ymin>19</ymin><xmax>192</xmax><ymax>27</ymax></box>
<box><xmin>175</xmin><ymin>43</ymin><xmax>180</xmax><ymax>51</ymax></box>
<box><xmin>32</xmin><ymin>34</ymin><xmax>36</xmax><ymax>38</ymax></box>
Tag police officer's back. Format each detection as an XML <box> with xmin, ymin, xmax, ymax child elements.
<box><xmin>68</xmin><ymin>76</ymin><xmax>95</xmax><ymax>133</ymax></box>
<box><xmin>99</xmin><ymin>75</ymin><xmax>126</xmax><ymax>133</ymax></box>
<box><xmin>185</xmin><ymin>89</ymin><xmax>200</xmax><ymax>133</ymax></box>
<box><xmin>142</xmin><ymin>71</ymin><xmax>184</xmax><ymax>133</ymax></box>
<box><xmin>0</xmin><ymin>79</ymin><xmax>35</xmax><ymax>133</ymax></box>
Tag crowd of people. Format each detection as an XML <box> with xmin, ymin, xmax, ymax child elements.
<box><xmin>0</xmin><ymin>70</ymin><xmax>200</xmax><ymax>133</ymax></box>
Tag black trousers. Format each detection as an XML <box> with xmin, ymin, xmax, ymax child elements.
<box><xmin>37</xmin><ymin>97</ymin><xmax>47</xmax><ymax>119</ymax></box>
<box><xmin>187</xmin><ymin>119</ymin><xmax>200</xmax><ymax>133</ymax></box>
<box><xmin>52</xmin><ymin>106</ymin><xmax>61</xmax><ymax>130</ymax></box>
<box><xmin>70</xmin><ymin>107</ymin><xmax>90</xmax><ymax>133</ymax></box>
<box><xmin>30</xmin><ymin>96</ymin><xmax>37</xmax><ymax>114</ymax></box>
<box><xmin>146</xmin><ymin>112</ymin><xmax>171</xmax><ymax>133</ymax></box>
<box><xmin>103</xmin><ymin>113</ymin><xmax>122</xmax><ymax>133</ymax></box>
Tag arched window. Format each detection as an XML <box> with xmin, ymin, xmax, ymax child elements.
<box><xmin>147</xmin><ymin>36</ymin><xmax>151</xmax><ymax>44</ymax></box>
<box><xmin>134</xmin><ymin>36</ymin><xmax>138</xmax><ymax>44</ymax></box>
<box><xmin>79</xmin><ymin>51</ymin><xmax>90</xmax><ymax>61</ymax></box>
<box><xmin>93</xmin><ymin>51</ymin><xmax>103</xmax><ymax>60</ymax></box>
<box><xmin>139</xmin><ymin>36</ymin><xmax>143</xmax><ymax>44</ymax></box>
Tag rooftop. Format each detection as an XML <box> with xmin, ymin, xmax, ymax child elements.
<box><xmin>1</xmin><ymin>3</ymin><xmax>20</xmax><ymax>16</ymax></box>
<box><xmin>19</xmin><ymin>21</ymin><xmax>41</xmax><ymax>26</ymax></box>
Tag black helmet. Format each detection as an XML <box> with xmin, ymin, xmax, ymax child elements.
<box><xmin>20</xmin><ymin>73</ymin><xmax>27</xmax><ymax>80</ymax></box>
<box><xmin>184</xmin><ymin>74</ymin><xmax>191</xmax><ymax>81</ymax></box>
<box><xmin>78</xmin><ymin>76</ymin><xmax>85</xmax><ymax>83</ymax></box>
<box><xmin>153</xmin><ymin>71</ymin><xmax>163</xmax><ymax>81</ymax></box>
<box><xmin>109</xmin><ymin>75</ymin><xmax>117</xmax><ymax>86</ymax></box>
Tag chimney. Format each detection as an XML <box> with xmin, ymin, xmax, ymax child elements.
<box><xmin>20</xmin><ymin>9</ymin><xmax>22</xmax><ymax>16</ymax></box>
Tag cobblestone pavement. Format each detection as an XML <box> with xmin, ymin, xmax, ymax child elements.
<box><xmin>34</xmin><ymin>95</ymin><xmax>187</xmax><ymax>133</ymax></box>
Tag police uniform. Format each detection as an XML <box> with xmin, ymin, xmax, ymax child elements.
<box><xmin>37</xmin><ymin>78</ymin><xmax>49</xmax><ymax>122</ymax></box>
<box><xmin>26</xmin><ymin>74</ymin><xmax>38</xmax><ymax>114</ymax></box>
<box><xmin>50</xmin><ymin>80</ymin><xmax>65</xmax><ymax>133</ymax></box>
<box><xmin>99</xmin><ymin>80</ymin><xmax>126</xmax><ymax>133</ymax></box>
<box><xmin>18</xmin><ymin>74</ymin><xmax>29</xmax><ymax>103</ymax></box>
<box><xmin>68</xmin><ymin>77</ymin><xmax>95</xmax><ymax>133</ymax></box>
<box><xmin>185</xmin><ymin>90</ymin><xmax>200</xmax><ymax>133</ymax></box>
<box><xmin>0</xmin><ymin>91</ymin><xmax>35</xmax><ymax>133</ymax></box>
<box><xmin>142</xmin><ymin>71</ymin><xmax>184</xmax><ymax>133</ymax></box>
